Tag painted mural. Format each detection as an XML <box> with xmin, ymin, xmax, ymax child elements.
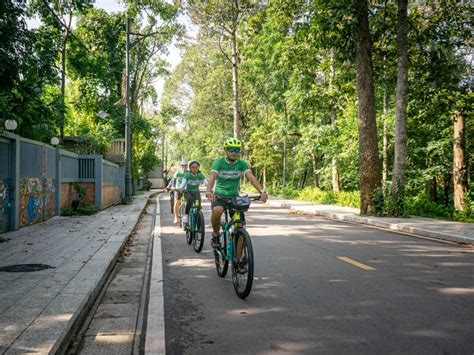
<box><xmin>19</xmin><ymin>178</ymin><xmax>55</xmax><ymax>227</ymax></box>
<box><xmin>0</xmin><ymin>179</ymin><xmax>10</xmax><ymax>233</ymax></box>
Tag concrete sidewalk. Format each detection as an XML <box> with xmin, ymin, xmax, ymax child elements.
<box><xmin>266</xmin><ymin>198</ymin><xmax>474</xmax><ymax>245</ymax></box>
<box><xmin>0</xmin><ymin>191</ymin><xmax>154</xmax><ymax>354</ymax></box>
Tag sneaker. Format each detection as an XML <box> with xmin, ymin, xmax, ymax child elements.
<box><xmin>211</xmin><ymin>233</ymin><xmax>220</xmax><ymax>248</ymax></box>
<box><xmin>183</xmin><ymin>215</ymin><xmax>189</xmax><ymax>224</ymax></box>
<box><xmin>173</xmin><ymin>217</ymin><xmax>179</xmax><ymax>224</ymax></box>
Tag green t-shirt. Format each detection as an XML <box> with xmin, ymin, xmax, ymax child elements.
<box><xmin>211</xmin><ymin>157</ymin><xmax>251</xmax><ymax>197</ymax></box>
<box><xmin>173</xmin><ymin>170</ymin><xmax>186</xmax><ymax>187</ymax></box>
<box><xmin>181</xmin><ymin>172</ymin><xmax>206</xmax><ymax>192</ymax></box>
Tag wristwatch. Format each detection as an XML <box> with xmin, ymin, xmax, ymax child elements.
<box><xmin>259</xmin><ymin>189</ymin><xmax>266</xmax><ymax>194</ymax></box>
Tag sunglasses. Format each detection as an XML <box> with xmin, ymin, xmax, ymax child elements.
<box><xmin>227</xmin><ymin>148</ymin><xmax>241</xmax><ymax>153</ymax></box>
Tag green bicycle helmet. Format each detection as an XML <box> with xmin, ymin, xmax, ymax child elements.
<box><xmin>223</xmin><ymin>137</ymin><xmax>243</xmax><ymax>148</ymax></box>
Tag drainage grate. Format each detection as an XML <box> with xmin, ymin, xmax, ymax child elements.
<box><xmin>0</xmin><ymin>264</ymin><xmax>55</xmax><ymax>272</ymax></box>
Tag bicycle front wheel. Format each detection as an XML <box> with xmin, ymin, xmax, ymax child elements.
<box><xmin>193</xmin><ymin>211</ymin><xmax>205</xmax><ymax>253</ymax></box>
<box><xmin>231</xmin><ymin>228</ymin><xmax>254</xmax><ymax>299</ymax></box>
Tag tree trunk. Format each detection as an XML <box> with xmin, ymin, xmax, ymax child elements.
<box><xmin>60</xmin><ymin>40</ymin><xmax>67</xmax><ymax>141</ymax></box>
<box><xmin>453</xmin><ymin>109</ymin><xmax>468</xmax><ymax>210</ymax></box>
<box><xmin>391</xmin><ymin>0</ymin><xmax>409</xmax><ymax>200</ymax></box>
<box><xmin>330</xmin><ymin>50</ymin><xmax>340</xmax><ymax>193</ymax></box>
<box><xmin>425</xmin><ymin>176</ymin><xmax>437</xmax><ymax>202</ymax></box>
<box><xmin>282</xmin><ymin>137</ymin><xmax>287</xmax><ymax>188</ymax></box>
<box><xmin>231</xmin><ymin>30</ymin><xmax>240</xmax><ymax>138</ymax></box>
<box><xmin>354</xmin><ymin>0</ymin><xmax>381</xmax><ymax>214</ymax></box>
<box><xmin>382</xmin><ymin>87</ymin><xmax>389</xmax><ymax>190</ymax></box>
<box><xmin>263</xmin><ymin>165</ymin><xmax>266</xmax><ymax>188</ymax></box>
<box><xmin>311</xmin><ymin>153</ymin><xmax>319</xmax><ymax>188</ymax></box>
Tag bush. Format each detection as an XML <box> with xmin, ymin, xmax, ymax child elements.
<box><xmin>61</xmin><ymin>204</ymin><xmax>99</xmax><ymax>216</ymax></box>
<box><xmin>405</xmin><ymin>195</ymin><xmax>474</xmax><ymax>222</ymax></box>
<box><xmin>142</xmin><ymin>179</ymin><xmax>152</xmax><ymax>191</ymax></box>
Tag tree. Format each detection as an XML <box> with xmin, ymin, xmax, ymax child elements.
<box><xmin>186</xmin><ymin>0</ymin><xmax>259</xmax><ymax>138</ymax></box>
<box><xmin>453</xmin><ymin>109</ymin><xmax>468</xmax><ymax>210</ymax></box>
<box><xmin>391</xmin><ymin>0</ymin><xmax>408</xmax><ymax>212</ymax></box>
<box><xmin>29</xmin><ymin>0</ymin><xmax>94</xmax><ymax>140</ymax></box>
<box><xmin>354</xmin><ymin>0</ymin><xmax>381</xmax><ymax>214</ymax></box>
<box><xmin>0</xmin><ymin>0</ymin><xmax>60</xmax><ymax>141</ymax></box>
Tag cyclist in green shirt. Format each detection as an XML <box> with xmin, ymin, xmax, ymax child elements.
<box><xmin>177</xmin><ymin>160</ymin><xmax>207</xmax><ymax>225</ymax></box>
<box><xmin>170</xmin><ymin>160</ymin><xmax>187</xmax><ymax>224</ymax></box>
<box><xmin>206</xmin><ymin>138</ymin><xmax>268</xmax><ymax>248</ymax></box>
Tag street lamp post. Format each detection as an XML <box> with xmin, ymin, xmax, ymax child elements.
<box><xmin>125</xmin><ymin>16</ymin><xmax>132</xmax><ymax>197</ymax></box>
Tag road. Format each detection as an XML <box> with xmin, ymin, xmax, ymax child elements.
<box><xmin>159</xmin><ymin>194</ymin><xmax>474</xmax><ymax>354</ymax></box>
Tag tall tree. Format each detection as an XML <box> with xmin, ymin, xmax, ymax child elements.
<box><xmin>354</xmin><ymin>0</ymin><xmax>381</xmax><ymax>214</ymax></box>
<box><xmin>29</xmin><ymin>0</ymin><xmax>93</xmax><ymax>140</ymax></box>
<box><xmin>453</xmin><ymin>109</ymin><xmax>468</xmax><ymax>211</ymax></box>
<box><xmin>391</xmin><ymin>0</ymin><xmax>409</xmax><ymax>209</ymax></box>
<box><xmin>186</xmin><ymin>0</ymin><xmax>258</xmax><ymax>138</ymax></box>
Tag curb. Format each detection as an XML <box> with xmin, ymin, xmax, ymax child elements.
<box><xmin>145</xmin><ymin>194</ymin><xmax>166</xmax><ymax>354</ymax></box>
<box><xmin>266</xmin><ymin>200</ymin><xmax>473</xmax><ymax>246</ymax></box>
<box><xmin>54</xmin><ymin>192</ymin><xmax>156</xmax><ymax>354</ymax></box>
<box><xmin>3</xmin><ymin>192</ymin><xmax>156</xmax><ymax>354</ymax></box>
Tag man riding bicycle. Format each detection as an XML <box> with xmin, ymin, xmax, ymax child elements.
<box><xmin>169</xmin><ymin>160</ymin><xmax>188</xmax><ymax>224</ymax></box>
<box><xmin>177</xmin><ymin>160</ymin><xmax>207</xmax><ymax>225</ymax></box>
<box><xmin>206</xmin><ymin>138</ymin><xmax>268</xmax><ymax>248</ymax></box>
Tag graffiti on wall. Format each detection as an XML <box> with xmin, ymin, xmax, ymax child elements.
<box><xmin>0</xmin><ymin>179</ymin><xmax>10</xmax><ymax>233</ymax></box>
<box><xmin>19</xmin><ymin>178</ymin><xmax>55</xmax><ymax>227</ymax></box>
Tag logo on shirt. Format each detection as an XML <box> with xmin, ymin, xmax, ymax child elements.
<box><xmin>218</xmin><ymin>170</ymin><xmax>241</xmax><ymax>179</ymax></box>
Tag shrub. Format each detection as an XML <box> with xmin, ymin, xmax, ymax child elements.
<box><xmin>142</xmin><ymin>179</ymin><xmax>152</xmax><ymax>191</ymax></box>
<box><xmin>61</xmin><ymin>205</ymin><xmax>98</xmax><ymax>216</ymax></box>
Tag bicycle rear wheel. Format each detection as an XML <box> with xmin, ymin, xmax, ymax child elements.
<box><xmin>231</xmin><ymin>228</ymin><xmax>254</xmax><ymax>299</ymax></box>
<box><xmin>193</xmin><ymin>211</ymin><xmax>205</xmax><ymax>253</ymax></box>
<box><xmin>214</xmin><ymin>222</ymin><xmax>228</xmax><ymax>277</ymax></box>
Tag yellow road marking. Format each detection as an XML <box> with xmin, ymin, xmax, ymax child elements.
<box><xmin>337</xmin><ymin>256</ymin><xmax>376</xmax><ymax>271</ymax></box>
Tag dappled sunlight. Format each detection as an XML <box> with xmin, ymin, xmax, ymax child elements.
<box><xmin>438</xmin><ymin>262</ymin><xmax>474</xmax><ymax>267</ymax></box>
<box><xmin>95</xmin><ymin>334</ymin><xmax>134</xmax><ymax>343</ymax></box>
<box><xmin>227</xmin><ymin>306</ymin><xmax>287</xmax><ymax>316</ymax></box>
<box><xmin>437</xmin><ymin>287</ymin><xmax>474</xmax><ymax>295</ymax></box>
<box><xmin>169</xmin><ymin>258</ymin><xmax>214</xmax><ymax>268</ymax></box>
<box><xmin>400</xmin><ymin>329</ymin><xmax>450</xmax><ymax>338</ymax></box>
<box><xmin>258</xmin><ymin>340</ymin><xmax>324</xmax><ymax>353</ymax></box>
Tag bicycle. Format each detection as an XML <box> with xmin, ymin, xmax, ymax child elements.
<box><xmin>177</xmin><ymin>194</ymin><xmax>187</xmax><ymax>230</ymax></box>
<box><xmin>184</xmin><ymin>198</ymin><xmax>205</xmax><ymax>252</ymax></box>
<box><xmin>213</xmin><ymin>195</ymin><xmax>261</xmax><ymax>299</ymax></box>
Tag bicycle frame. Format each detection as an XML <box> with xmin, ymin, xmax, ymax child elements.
<box><xmin>218</xmin><ymin>208</ymin><xmax>242</xmax><ymax>261</ymax></box>
<box><xmin>188</xmin><ymin>198</ymin><xmax>201</xmax><ymax>232</ymax></box>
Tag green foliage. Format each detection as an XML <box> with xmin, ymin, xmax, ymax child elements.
<box><xmin>373</xmin><ymin>182</ymin><xmax>405</xmax><ymax>217</ymax></box>
<box><xmin>73</xmin><ymin>182</ymin><xmax>86</xmax><ymax>201</ymax></box>
<box><xmin>142</xmin><ymin>179</ymin><xmax>152</xmax><ymax>191</ymax></box>
<box><xmin>61</xmin><ymin>204</ymin><xmax>98</xmax><ymax>216</ymax></box>
<box><xmin>405</xmin><ymin>195</ymin><xmax>474</xmax><ymax>223</ymax></box>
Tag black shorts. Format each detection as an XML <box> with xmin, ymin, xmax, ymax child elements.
<box><xmin>174</xmin><ymin>190</ymin><xmax>183</xmax><ymax>200</ymax></box>
<box><xmin>211</xmin><ymin>194</ymin><xmax>234</xmax><ymax>209</ymax></box>
<box><xmin>212</xmin><ymin>195</ymin><xmax>246</xmax><ymax>224</ymax></box>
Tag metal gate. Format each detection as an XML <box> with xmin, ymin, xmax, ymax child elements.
<box><xmin>0</xmin><ymin>138</ymin><xmax>13</xmax><ymax>233</ymax></box>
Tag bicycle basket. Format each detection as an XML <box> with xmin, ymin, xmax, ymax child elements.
<box><xmin>231</xmin><ymin>195</ymin><xmax>250</xmax><ymax>212</ymax></box>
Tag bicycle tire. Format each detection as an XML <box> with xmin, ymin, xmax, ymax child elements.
<box><xmin>193</xmin><ymin>210</ymin><xmax>205</xmax><ymax>253</ymax></box>
<box><xmin>170</xmin><ymin>191</ymin><xmax>174</xmax><ymax>214</ymax></box>
<box><xmin>179</xmin><ymin>203</ymin><xmax>186</xmax><ymax>230</ymax></box>
<box><xmin>214</xmin><ymin>222</ymin><xmax>228</xmax><ymax>277</ymax></box>
<box><xmin>231</xmin><ymin>228</ymin><xmax>254</xmax><ymax>299</ymax></box>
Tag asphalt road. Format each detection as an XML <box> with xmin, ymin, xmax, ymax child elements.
<box><xmin>160</xmin><ymin>194</ymin><xmax>474</xmax><ymax>355</ymax></box>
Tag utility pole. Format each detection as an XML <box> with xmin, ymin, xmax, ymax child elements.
<box><xmin>125</xmin><ymin>16</ymin><xmax>132</xmax><ymax>197</ymax></box>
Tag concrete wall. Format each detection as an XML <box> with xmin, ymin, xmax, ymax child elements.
<box><xmin>102</xmin><ymin>185</ymin><xmax>121</xmax><ymax>208</ymax></box>
<box><xmin>0</xmin><ymin>132</ymin><xmax>125</xmax><ymax>233</ymax></box>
